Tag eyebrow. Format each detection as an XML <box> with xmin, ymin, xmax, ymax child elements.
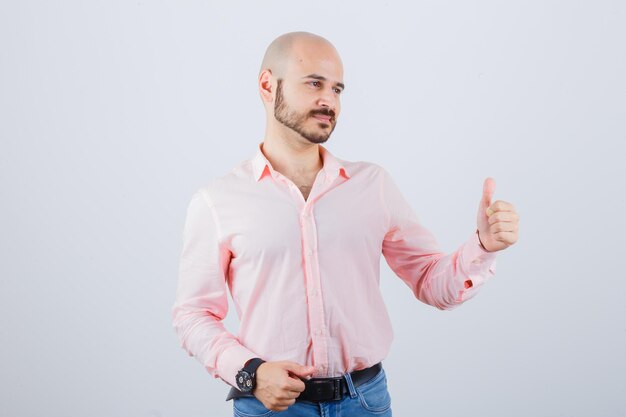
<box><xmin>303</xmin><ymin>74</ymin><xmax>345</xmax><ymax>91</ymax></box>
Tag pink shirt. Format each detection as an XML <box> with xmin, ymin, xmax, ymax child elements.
<box><xmin>172</xmin><ymin>143</ymin><xmax>497</xmax><ymax>389</ymax></box>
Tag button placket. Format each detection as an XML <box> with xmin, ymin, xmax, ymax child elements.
<box><xmin>300</xmin><ymin>206</ymin><xmax>329</xmax><ymax>374</ymax></box>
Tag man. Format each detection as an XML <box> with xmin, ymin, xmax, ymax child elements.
<box><xmin>172</xmin><ymin>32</ymin><xmax>519</xmax><ymax>416</ymax></box>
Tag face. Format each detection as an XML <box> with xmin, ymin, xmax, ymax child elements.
<box><xmin>272</xmin><ymin>42</ymin><xmax>344</xmax><ymax>144</ymax></box>
<box><xmin>274</xmin><ymin>79</ymin><xmax>338</xmax><ymax>144</ymax></box>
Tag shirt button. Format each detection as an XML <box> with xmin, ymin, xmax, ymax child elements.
<box><xmin>306</xmin><ymin>249</ymin><xmax>313</xmax><ymax>256</ymax></box>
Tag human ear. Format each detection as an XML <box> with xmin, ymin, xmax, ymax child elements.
<box><xmin>258</xmin><ymin>69</ymin><xmax>274</xmax><ymax>103</ymax></box>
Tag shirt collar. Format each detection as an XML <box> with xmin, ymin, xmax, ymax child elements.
<box><xmin>251</xmin><ymin>142</ymin><xmax>350</xmax><ymax>182</ymax></box>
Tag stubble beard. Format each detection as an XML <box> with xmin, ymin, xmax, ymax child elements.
<box><xmin>273</xmin><ymin>79</ymin><xmax>336</xmax><ymax>144</ymax></box>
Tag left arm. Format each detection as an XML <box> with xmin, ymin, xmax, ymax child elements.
<box><xmin>380</xmin><ymin>170</ymin><xmax>518</xmax><ymax>310</ymax></box>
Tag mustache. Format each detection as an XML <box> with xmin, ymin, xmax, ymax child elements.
<box><xmin>309</xmin><ymin>108</ymin><xmax>336</xmax><ymax>119</ymax></box>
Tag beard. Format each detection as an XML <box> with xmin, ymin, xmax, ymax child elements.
<box><xmin>274</xmin><ymin>79</ymin><xmax>337</xmax><ymax>144</ymax></box>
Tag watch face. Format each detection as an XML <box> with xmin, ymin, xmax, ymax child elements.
<box><xmin>236</xmin><ymin>370</ymin><xmax>254</xmax><ymax>392</ymax></box>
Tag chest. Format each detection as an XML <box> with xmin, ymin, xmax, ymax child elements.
<box><xmin>286</xmin><ymin>173</ymin><xmax>317</xmax><ymax>201</ymax></box>
<box><xmin>213</xmin><ymin>177</ymin><xmax>389</xmax><ymax>262</ymax></box>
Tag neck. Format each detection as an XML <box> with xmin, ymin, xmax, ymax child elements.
<box><xmin>262</xmin><ymin>125</ymin><xmax>323</xmax><ymax>178</ymax></box>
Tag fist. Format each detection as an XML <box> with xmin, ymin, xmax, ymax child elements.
<box><xmin>253</xmin><ymin>361</ymin><xmax>315</xmax><ymax>412</ymax></box>
<box><xmin>476</xmin><ymin>177</ymin><xmax>519</xmax><ymax>252</ymax></box>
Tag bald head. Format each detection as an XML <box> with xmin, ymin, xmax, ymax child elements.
<box><xmin>259</xmin><ymin>32</ymin><xmax>341</xmax><ymax>78</ymax></box>
<box><xmin>258</xmin><ymin>32</ymin><xmax>344</xmax><ymax>144</ymax></box>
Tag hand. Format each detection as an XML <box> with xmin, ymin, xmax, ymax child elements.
<box><xmin>253</xmin><ymin>361</ymin><xmax>315</xmax><ymax>412</ymax></box>
<box><xmin>476</xmin><ymin>177</ymin><xmax>519</xmax><ymax>252</ymax></box>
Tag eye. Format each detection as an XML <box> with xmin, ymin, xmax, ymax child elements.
<box><xmin>333</xmin><ymin>87</ymin><xmax>343</xmax><ymax>95</ymax></box>
<box><xmin>309</xmin><ymin>81</ymin><xmax>321</xmax><ymax>88</ymax></box>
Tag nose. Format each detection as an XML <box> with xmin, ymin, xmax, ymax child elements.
<box><xmin>317</xmin><ymin>86</ymin><xmax>339</xmax><ymax>113</ymax></box>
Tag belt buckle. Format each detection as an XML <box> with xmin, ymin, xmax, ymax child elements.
<box><xmin>304</xmin><ymin>377</ymin><xmax>343</xmax><ymax>402</ymax></box>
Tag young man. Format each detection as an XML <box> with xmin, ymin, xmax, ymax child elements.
<box><xmin>172</xmin><ymin>31</ymin><xmax>519</xmax><ymax>417</ymax></box>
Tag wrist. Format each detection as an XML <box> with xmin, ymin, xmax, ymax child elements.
<box><xmin>236</xmin><ymin>358</ymin><xmax>266</xmax><ymax>393</ymax></box>
<box><xmin>476</xmin><ymin>229</ymin><xmax>489</xmax><ymax>252</ymax></box>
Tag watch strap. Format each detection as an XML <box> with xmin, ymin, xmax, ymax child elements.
<box><xmin>242</xmin><ymin>357</ymin><xmax>265</xmax><ymax>374</ymax></box>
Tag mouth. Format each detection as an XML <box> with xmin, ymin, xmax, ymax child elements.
<box><xmin>312</xmin><ymin>114</ymin><xmax>333</xmax><ymax>124</ymax></box>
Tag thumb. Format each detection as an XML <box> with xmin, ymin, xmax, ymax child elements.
<box><xmin>481</xmin><ymin>177</ymin><xmax>496</xmax><ymax>214</ymax></box>
<box><xmin>284</xmin><ymin>362</ymin><xmax>315</xmax><ymax>378</ymax></box>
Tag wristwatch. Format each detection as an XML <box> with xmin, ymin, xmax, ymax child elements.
<box><xmin>236</xmin><ymin>358</ymin><xmax>266</xmax><ymax>393</ymax></box>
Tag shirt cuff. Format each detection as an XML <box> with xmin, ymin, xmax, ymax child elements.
<box><xmin>215</xmin><ymin>344</ymin><xmax>259</xmax><ymax>389</ymax></box>
<box><xmin>458</xmin><ymin>231</ymin><xmax>498</xmax><ymax>294</ymax></box>
<box><xmin>463</xmin><ymin>230</ymin><xmax>497</xmax><ymax>261</ymax></box>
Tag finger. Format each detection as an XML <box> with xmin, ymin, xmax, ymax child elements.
<box><xmin>284</xmin><ymin>376</ymin><xmax>306</xmax><ymax>393</ymax></box>
<box><xmin>482</xmin><ymin>178</ymin><xmax>496</xmax><ymax>218</ymax></box>
<box><xmin>283</xmin><ymin>398</ymin><xmax>297</xmax><ymax>407</ymax></box>
<box><xmin>482</xmin><ymin>177</ymin><xmax>496</xmax><ymax>209</ymax></box>
<box><xmin>489</xmin><ymin>222</ymin><xmax>516</xmax><ymax>234</ymax></box>
<box><xmin>488</xmin><ymin>211</ymin><xmax>519</xmax><ymax>225</ymax></box>
<box><xmin>274</xmin><ymin>398</ymin><xmax>297</xmax><ymax>409</ymax></box>
<box><xmin>283</xmin><ymin>362</ymin><xmax>315</xmax><ymax>378</ymax></box>
<box><xmin>493</xmin><ymin>231</ymin><xmax>518</xmax><ymax>244</ymax></box>
<box><xmin>278</xmin><ymin>372</ymin><xmax>309</xmax><ymax>392</ymax></box>
<box><xmin>275</xmin><ymin>389</ymin><xmax>302</xmax><ymax>400</ymax></box>
<box><xmin>488</xmin><ymin>200</ymin><xmax>516</xmax><ymax>213</ymax></box>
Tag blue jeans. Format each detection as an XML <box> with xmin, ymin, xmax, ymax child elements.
<box><xmin>232</xmin><ymin>366</ymin><xmax>392</xmax><ymax>416</ymax></box>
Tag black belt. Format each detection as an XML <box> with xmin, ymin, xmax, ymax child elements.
<box><xmin>226</xmin><ymin>362</ymin><xmax>382</xmax><ymax>402</ymax></box>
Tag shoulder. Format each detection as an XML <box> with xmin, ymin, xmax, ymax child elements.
<box><xmin>192</xmin><ymin>157</ymin><xmax>257</xmax><ymax>203</ymax></box>
<box><xmin>338</xmin><ymin>157</ymin><xmax>390</xmax><ymax>181</ymax></box>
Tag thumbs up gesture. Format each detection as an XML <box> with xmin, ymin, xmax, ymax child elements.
<box><xmin>476</xmin><ymin>177</ymin><xmax>519</xmax><ymax>252</ymax></box>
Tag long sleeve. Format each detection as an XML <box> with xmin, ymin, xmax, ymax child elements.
<box><xmin>380</xmin><ymin>169</ymin><xmax>497</xmax><ymax>310</ymax></box>
<box><xmin>171</xmin><ymin>189</ymin><xmax>257</xmax><ymax>388</ymax></box>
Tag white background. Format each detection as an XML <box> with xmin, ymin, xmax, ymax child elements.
<box><xmin>1</xmin><ymin>1</ymin><xmax>625</xmax><ymax>416</ymax></box>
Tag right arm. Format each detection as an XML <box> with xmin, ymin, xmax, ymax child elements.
<box><xmin>172</xmin><ymin>189</ymin><xmax>315</xmax><ymax>409</ymax></box>
<box><xmin>171</xmin><ymin>189</ymin><xmax>258</xmax><ymax>388</ymax></box>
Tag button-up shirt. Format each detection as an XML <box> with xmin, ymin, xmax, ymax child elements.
<box><xmin>172</xmin><ymin>142</ymin><xmax>497</xmax><ymax>389</ymax></box>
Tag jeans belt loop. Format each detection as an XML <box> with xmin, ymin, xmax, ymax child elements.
<box><xmin>343</xmin><ymin>369</ymin><xmax>358</xmax><ymax>399</ymax></box>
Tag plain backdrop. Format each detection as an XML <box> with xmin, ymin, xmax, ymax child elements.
<box><xmin>1</xmin><ymin>1</ymin><xmax>625</xmax><ymax>416</ymax></box>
